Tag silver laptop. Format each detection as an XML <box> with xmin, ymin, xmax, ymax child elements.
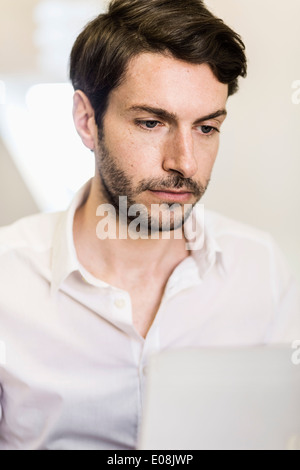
<box><xmin>138</xmin><ymin>347</ymin><xmax>300</xmax><ymax>450</ymax></box>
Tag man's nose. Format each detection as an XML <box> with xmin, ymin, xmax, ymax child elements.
<box><xmin>162</xmin><ymin>128</ymin><xmax>198</xmax><ymax>178</ymax></box>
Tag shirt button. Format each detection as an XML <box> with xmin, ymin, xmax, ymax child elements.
<box><xmin>114</xmin><ymin>298</ymin><xmax>126</xmax><ymax>309</ymax></box>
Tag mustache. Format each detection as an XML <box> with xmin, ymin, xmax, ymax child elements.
<box><xmin>136</xmin><ymin>175</ymin><xmax>208</xmax><ymax>199</ymax></box>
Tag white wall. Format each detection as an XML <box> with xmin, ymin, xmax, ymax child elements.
<box><xmin>203</xmin><ymin>0</ymin><xmax>300</xmax><ymax>284</ymax></box>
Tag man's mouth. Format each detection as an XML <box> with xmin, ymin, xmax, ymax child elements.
<box><xmin>148</xmin><ymin>189</ymin><xmax>194</xmax><ymax>203</ymax></box>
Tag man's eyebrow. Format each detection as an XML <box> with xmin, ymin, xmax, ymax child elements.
<box><xmin>194</xmin><ymin>109</ymin><xmax>227</xmax><ymax>123</ymax></box>
<box><xmin>128</xmin><ymin>105</ymin><xmax>177</xmax><ymax>121</ymax></box>
<box><xmin>127</xmin><ymin>105</ymin><xmax>227</xmax><ymax>123</ymax></box>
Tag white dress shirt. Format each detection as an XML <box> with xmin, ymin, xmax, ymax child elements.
<box><xmin>0</xmin><ymin>180</ymin><xmax>299</xmax><ymax>450</ymax></box>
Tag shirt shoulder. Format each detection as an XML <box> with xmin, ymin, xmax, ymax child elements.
<box><xmin>205</xmin><ymin>210</ymin><xmax>298</xmax><ymax>307</ymax></box>
<box><xmin>204</xmin><ymin>209</ymin><xmax>285</xmax><ymax>274</ymax></box>
<box><xmin>0</xmin><ymin>212</ymin><xmax>64</xmax><ymax>257</ymax></box>
<box><xmin>205</xmin><ymin>209</ymin><xmax>272</xmax><ymax>247</ymax></box>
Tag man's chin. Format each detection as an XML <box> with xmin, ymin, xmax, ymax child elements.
<box><xmin>127</xmin><ymin>209</ymin><xmax>193</xmax><ymax>237</ymax></box>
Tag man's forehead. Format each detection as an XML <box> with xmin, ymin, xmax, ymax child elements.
<box><xmin>112</xmin><ymin>52</ymin><xmax>228</xmax><ymax>114</ymax></box>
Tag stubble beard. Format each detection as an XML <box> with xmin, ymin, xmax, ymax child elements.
<box><xmin>95</xmin><ymin>132</ymin><xmax>209</xmax><ymax>234</ymax></box>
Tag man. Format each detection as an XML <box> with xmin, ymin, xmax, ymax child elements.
<box><xmin>0</xmin><ymin>0</ymin><xmax>299</xmax><ymax>451</ymax></box>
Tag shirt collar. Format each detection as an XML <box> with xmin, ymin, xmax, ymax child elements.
<box><xmin>51</xmin><ymin>179</ymin><xmax>92</xmax><ymax>296</ymax></box>
<box><xmin>184</xmin><ymin>203</ymin><xmax>225</xmax><ymax>279</ymax></box>
<box><xmin>51</xmin><ymin>181</ymin><xmax>225</xmax><ymax>295</ymax></box>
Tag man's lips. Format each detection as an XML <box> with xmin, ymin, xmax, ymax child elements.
<box><xmin>148</xmin><ymin>189</ymin><xmax>193</xmax><ymax>202</ymax></box>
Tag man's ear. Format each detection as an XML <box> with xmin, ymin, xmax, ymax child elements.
<box><xmin>73</xmin><ymin>90</ymin><xmax>97</xmax><ymax>151</ymax></box>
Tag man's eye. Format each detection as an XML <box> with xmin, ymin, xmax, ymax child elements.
<box><xmin>138</xmin><ymin>120</ymin><xmax>160</xmax><ymax>129</ymax></box>
<box><xmin>199</xmin><ymin>125</ymin><xmax>219</xmax><ymax>135</ymax></box>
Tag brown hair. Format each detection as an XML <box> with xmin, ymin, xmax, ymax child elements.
<box><xmin>70</xmin><ymin>0</ymin><xmax>247</xmax><ymax>128</ymax></box>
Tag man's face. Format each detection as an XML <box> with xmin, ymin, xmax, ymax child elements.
<box><xmin>95</xmin><ymin>52</ymin><xmax>228</xmax><ymax>232</ymax></box>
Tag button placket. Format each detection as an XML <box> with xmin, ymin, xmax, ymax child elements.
<box><xmin>114</xmin><ymin>298</ymin><xmax>126</xmax><ymax>309</ymax></box>
<box><xmin>138</xmin><ymin>326</ymin><xmax>161</xmax><ymax>407</ymax></box>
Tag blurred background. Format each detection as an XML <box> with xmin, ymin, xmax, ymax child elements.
<box><xmin>0</xmin><ymin>0</ymin><xmax>299</xmax><ymax>283</ymax></box>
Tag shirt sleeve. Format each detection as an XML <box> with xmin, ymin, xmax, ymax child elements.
<box><xmin>265</xmin><ymin>238</ymin><xmax>300</xmax><ymax>343</ymax></box>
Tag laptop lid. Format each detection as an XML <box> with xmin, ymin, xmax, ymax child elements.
<box><xmin>138</xmin><ymin>347</ymin><xmax>300</xmax><ymax>450</ymax></box>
